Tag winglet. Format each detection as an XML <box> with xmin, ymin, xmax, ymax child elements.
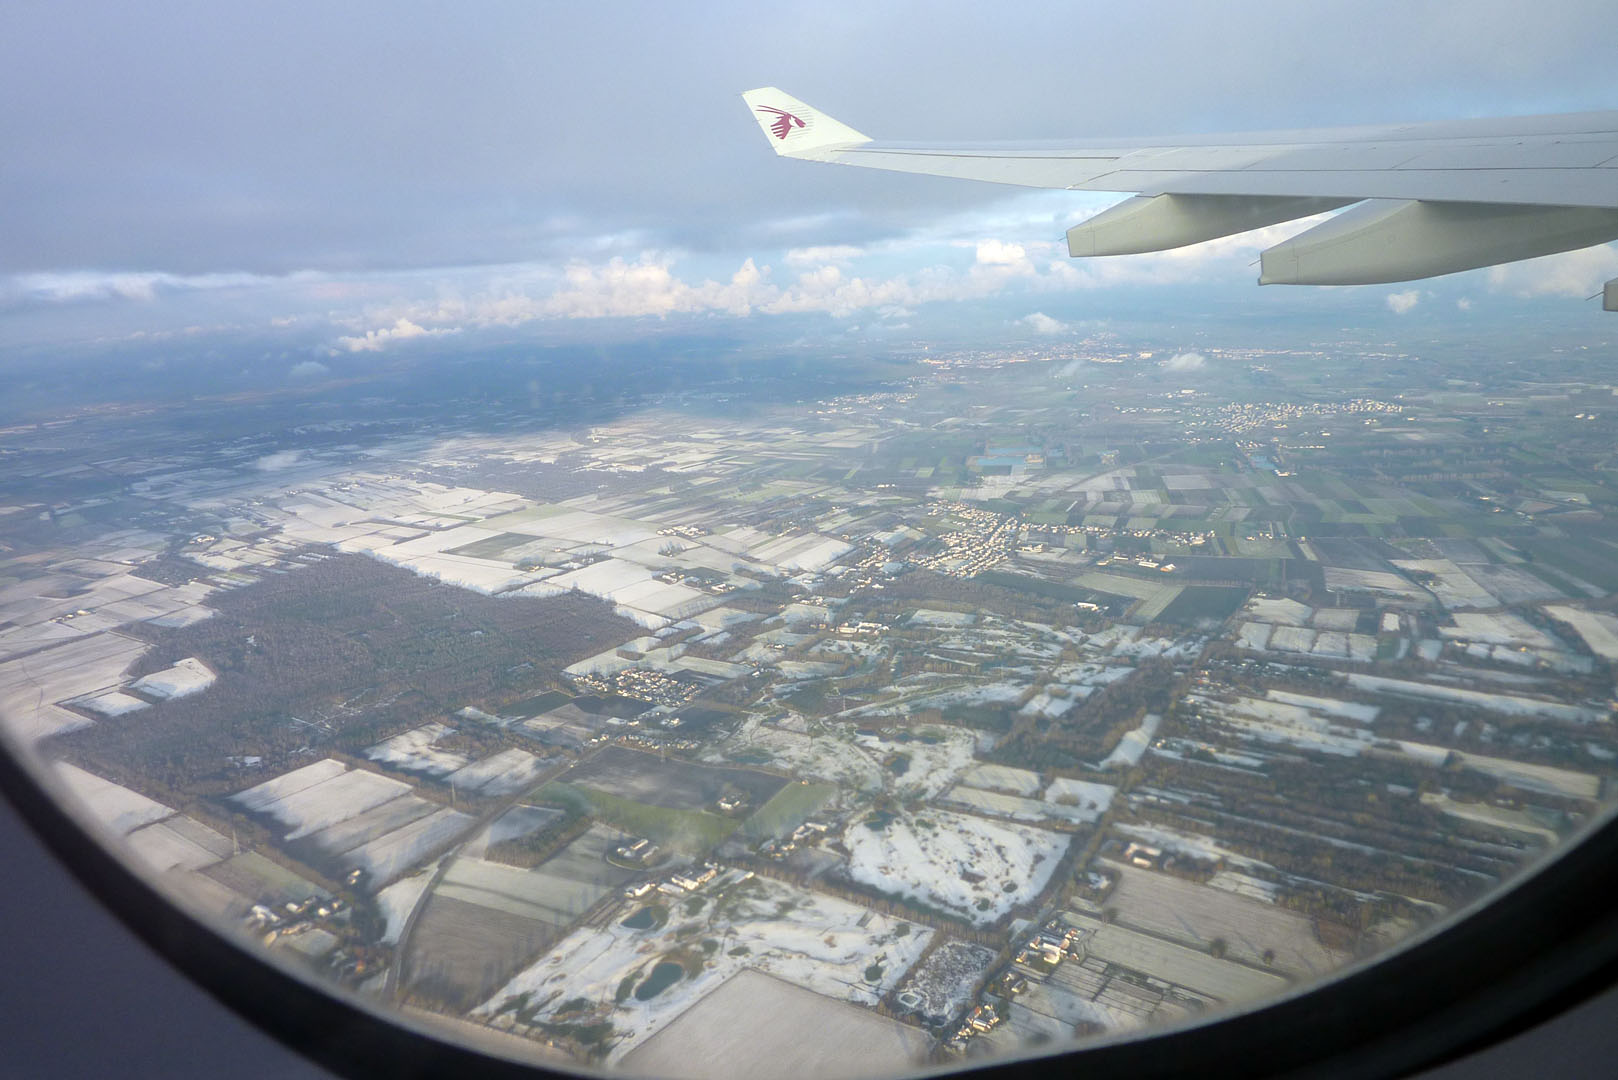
<box><xmin>741</xmin><ymin>88</ymin><xmax>871</xmax><ymax>157</ymax></box>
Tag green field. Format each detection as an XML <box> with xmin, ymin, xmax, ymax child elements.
<box><xmin>1156</xmin><ymin>585</ymin><xmax>1250</xmax><ymax>626</ymax></box>
<box><xmin>443</xmin><ymin>531</ymin><xmax>538</xmax><ymax>559</ymax></box>
<box><xmin>536</xmin><ymin>781</ymin><xmax>739</xmax><ymax>852</ymax></box>
<box><xmin>1523</xmin><ymin>538</ymin><xmax>1618</xmax><ymax>592</ymax></box>
<box><xmin>507</xmin><ymin>690</ymin><xmax>573</xmax><ymax>717</ymax></box>
<box><xmin>741</xmin><ymin>782</ymin><xmax>837</xmax><ymax>841</ymax></box>
<box><xmin>975</xmin><ymin>570</ymin><xmax>1131</xmax><ymax>613</ymax></box>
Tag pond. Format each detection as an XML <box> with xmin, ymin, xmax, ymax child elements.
<box><xmin>633</xmin><ymin>960</ymin><xmax>686</xmax><ymax>1001</ymax></box>
<box><xmin>864</xmin><ymin>809</ymin><xmax>897</xmax><ymax>831</ymax></box>
<box><xmin>620</xmin><ymin>906</ymin><xmax>661</xmax><ymax>930</ymax></box>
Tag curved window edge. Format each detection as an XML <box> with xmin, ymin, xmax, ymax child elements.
<box><xmin>3</xmin><ymin>729</ymin><xmax>1618</xmax><ymax>1080</ymax></box>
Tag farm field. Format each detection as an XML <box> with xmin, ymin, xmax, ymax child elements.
<box><xmin>894</xmin><ymin>940</ymin><xmax>996</xmax><ymax>1026</ymax></box>
<box><xmin>536</xmin><ymin>781</ymin><xmax>739</xmax><ymax>852</ymax></box>
<box><xmin>1063</xmin><ymin>908</ymin><xmax>1290</xmax><ymax>1003</ymax></box>
<box><xmin>1101</xmin><ymin>862</ymin><xmax>1344</xmax><ymax>977</ymax></box>
<box><xmin>403</xmin><ymin>825</ymin><xmax>640</xmax><ymax>1010</ymax></box>
<box><xmin>942</xmin><ymin>786</ymin><xmax>1096</xmax><ymax>826</ymax></box>
<box><xmin>561</xmin><ymin>745</ymin><xmax>789</xmax><ymax>811</ymax></box>
<box><xmin>620</xmin><ymin>969</ymin><xmax>931</xmax><ymax>1080</ymax></box>
<box><xmin>477</xmin><ymin>871</ymin><xmax>930</xmax><ymax>1064</ymax></box>
<box><xmin>231</xmin><ymin>757</ymin><xmax>476</xmax><ymax>886</ymax></box>
<box><xmin>708</xmin><ymin>718</ymin><xmax>887</xmax><ymax>793</ymax></box>
<box><xmin>741</xmin><ymin>781</ymin><xmax>838</xmax><ymax>841</ymax></box>
<box><xmin>843</xmin><ymin>808</ymin><xmax>1070</xmax><ymax>924</ymax></box>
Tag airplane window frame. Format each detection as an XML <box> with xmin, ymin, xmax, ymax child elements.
<box><xmin>4</xmin><ymin>720</ymin><xmax>1617</xmax><ymax>1080</ymax></box>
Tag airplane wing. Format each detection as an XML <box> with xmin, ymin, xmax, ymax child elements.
<box><xmin>741</xmin><ymin>88</ymin><xmax>1618</xmax><ymax>306</ymax></box>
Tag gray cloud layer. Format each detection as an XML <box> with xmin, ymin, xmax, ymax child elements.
<box><xmin>6</xmin><ymin>0</ymin><xmax>1617</xmax><ymax>279</ymax></box>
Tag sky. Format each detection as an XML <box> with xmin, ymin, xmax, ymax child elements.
<box><xmin>5</xmin><ymin>0</ymin><xmax>1618</xmax><ymax>364</ymax></box>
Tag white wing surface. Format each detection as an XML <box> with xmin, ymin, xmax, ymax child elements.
<box><xmin>741</xmin><ymin>88</ymin><xmax>1618</xmax><ymax>305</ymax></box>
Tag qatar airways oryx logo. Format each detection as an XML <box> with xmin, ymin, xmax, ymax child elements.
<box><xmin>756</xmin><ymin>105</ymin><xmax>806</xmax><ymax>140</ymax></box>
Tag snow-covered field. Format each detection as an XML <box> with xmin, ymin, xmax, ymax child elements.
<box><xmin>1419</xmin><ymin>792</ymin><xmax>1561</xmax><ymax>844</ymax></box>
<box><xmin>851</xmin><ymin>726</ymin><xmax>976</xmax><ymax>799</ymax></box>
<box><xmin>1235</xmin><ymin>621</ymin><xmax>1273</xmax><ymax>650</ymax></box>
<box><xmin>73</xmin><ymin>690</ymin><xmax>151</xmax><ymax>717</ymax></box>
<box><xmin>1112</xmin><ymin>822</ymin><xmax>1271</xmax><ymax>872</ymax></box>
<box><xmin>345</xmin><ymin>807</ymin><xmax>475</xmax><ymax>887</ymax></box>
<box><xmin>230</xmin><ymin>759</ymin><xmax>433</xmax><ymax>853</ymax></box>
<box><xmin>1100</xmin><ymin>713</ymin><xmax>1161</xmax><ymax>769</ymax></box>
<box><xmin>958</xmin><ymin>762</ymin><xmax>1041</xmax><ymax>797</ymax></box>
<box><xmin>1546</xmin><ymin>605</ymin><xmax>1618</xmax><ymax>662</ymax></box>
<box><xmin>903</xmin><ymin>681</ymin><xmax>1027</xmax><ymax>711</ymax></box>
<box><xmin>54</xmin><ymin>762</ymin><xmax>173</xmax><ymax>836</ymax></box>
<box><xmin>1449</xmin><ymin>750</ymin><xmax>1601</xmax><ymax>800</ymax></box>
<box><xmin>467</xmin><ymin>805</ymin><xmax>566</xmax><ymax>857</ymax></box>
<box><xmin>1017</xmin><ymin>691</ymin><xmax>1080</xmax><ymax>720</ymax></box>
<box><xmin>123</xmin><ymin>814</ymin><xmax>232</xmax><ymax>873</ymax></box>
<box><xmin>1044</xmin><ymin>777</ymin><xmax>1117</xmax><ymax>814</ymax></box>
<box><xmin>908</xmin><ymin>608</ymin><xmax>977</xmax><ymax>628</ymax></box>
<box><xmin>1267</xmin><ymin>625</ymin><xmax>1317</xmax><ymax>653</ymax></box>
<box><xmin>446</xmin><ymin>749</ymin><xmax>548</xmax><ymax>797</ymax></box>
<box><xmin>1244</xmin><ymin>597</ymin><xmax>1311</xmax><ymax>625</ymax></box>
<box><xmin>1191</xmin><ymin>694</ymin><xmax>1372</xmax><ymax>757</ymax></box>
<box><xmin>231</xmin><ymin>758</ymin><xmax>349</xmax><ymax>812</ymax></box>
<box><xmin>303</xmin><ymin>795</ymin><xmax>438</xmax><ymax>857</ymax></box>
<box><xmin>376</xmin><ymin>869</ymin><xmax>436</xmax><ymax>944</ymax></box>
<box><xmin>1440</xmin><ymin>612</ymin><xmax>1558</xmax><ymax>648</ymax></box>
<box><xmin>1207</xmin><ymin>871</ymin><xmax>1281</xmax><ymax>903</ymax></box>
<box><xmin>129</xmin><ymin>656</ymin><xmax>215</xmax><ymax>700</ymax></box>
<box><xmin>1111</xmin><ymin>633</ymin><xmax>1202</xmax><ymax>661</ymax></box>
<box><xmin>1390</xmin><ymin>559</ymin><xmax>1496</xmax><ymax>609</ymax></box>
<box><xmin>1310</xmin><ymin>608</ymin><xmax>1359</xmax><ymax>632</ymax></box>
<box><xmin>476</xmin><ymin>872</ymin><xmax>930</xmax><ymax>1063</ymax></box>
<box><xmin>710</xmin><ymin>717</ymin><xmax>884</xmax><ymax>792</ymax></box>
<box><xmin>1265</xmin><ymin>691</ymin><xmax>1380</xmax><ymax>724</ymax></box>
<box><xmin>844</xmin><ymin>808</ymin><xmax>1070</xmax><ymax>924</ymax></box>
<box><xmin>943</xmin><ymin>786</ymin><xmax>1097</xmax><ymax>825</ymax></box>
<box><xmin>895</xmin><ymin>940</ymin><xmax>996</xmax><ymax>1025</ymax></box>
<box><xmin>1321</xmin><ymin>567</ymin><xmax>1429</xmax><ymax>603</ymax></box>
<box><xmin>365</xmin><ymin>722</ymin><xmax>470</xmax><ymax>777</ymax></box>
<box><xmin>1346</xmin><ymin>673</ymin><xmax>1603</xmax><ymax>723</ymax></box>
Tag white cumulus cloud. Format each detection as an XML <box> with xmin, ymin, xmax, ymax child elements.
<box><xmin>335</xmin><ymin>316</ymin><xmax>456</xmax><ymax>352</ymax></box>
<box><xmin>1020</xmin><ymin>312</ymin><xmax>1069</xmax><ymax>334</ymax></box>
<box><xmin>1486</xmin><ymin>243</ymin><xmax>1618</xmax><ymax>299</ymax></box>
<box><xmin>1161</xmin><ymin>351</ymin><xmax>1206</xmax><ymax>371</ymax></box>
<box><xmin>288</xmin><ymin>359</ymin><xmax>330</xmax><ymax>379</ymax></box>
<box><xmin>2</xmin><ymin>269</ymin><xmax>295</xmax><ymax>305</ymax></box>
<box><xmin>975</xmin><ymin>239</ymin><xmax>1029</xmax><ymax>266</ymax></box>
<box><xmin>1386</xmin><ymin>289</ymin><xmax>1422</xmax><ymax>314</ymax></box>
<box><xmin>783</xmin><ymin>244</ymin><xmax>863</xmax><ymax>266</ymax></box>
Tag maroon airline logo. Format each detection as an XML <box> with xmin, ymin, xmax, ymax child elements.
<box><xmin>756</xmin><ymin>105</ymin><xmax>806</xmax><ymax>140</ymax></box>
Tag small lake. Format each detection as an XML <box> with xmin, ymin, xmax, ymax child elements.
<box><xmin>634</xmin><ymin>961</ymin><xmax>685</xmax><ymax>1001</ymax></box>
<box><xmin>620</xmin><ymin>907</ymin><xmax>658</xmax><ymax>930</ymax></box>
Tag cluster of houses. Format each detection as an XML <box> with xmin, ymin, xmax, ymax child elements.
<box><xmin>613</xmin><ymin>836</ymin><xmax>661</xmax><ymax>867</ymax></box>
<box><xmin>575</xmin><ymin>666</ymin><xmax>704</xmax><ymax>708</ymax></box>
<box><xmin>948</xmin><ymin>919</ymin><xmax>1087</xmax><ymax>1051</ymax></box>
<box><xmin>245</xmin><ymin>893</ymin><xmax>345</xmax><ymax>939</ymax></box>
<box><xmin>756</xmin><ymin>819</ymin><xmax>830</xmax><ymax>860</ymax></box>
<box><xmin>1095</xmin><ymin>553</ymin><xmax>1178</xmax><ymax>573</ymax></box>
<box><xmin>622</xmin><ymin>861</ymin><xmax>741</xmax><ymax>900</ymax></box>
<box><xmin>948</xmin><ymin>1002</ymin><xmax>1004</xmax><ymax>1047</ymax></box>
<box><xmin>243</xmin><ymin>893</ymin><xmax>374</xmax><ymax>977</ymax></box>
<box><xmin>1121</xmin><ymin>841</ymin><xmax>1164</xmax><ymax>869</ymax></box>
<box><xmin>1015</xmin><ymin>919</ymin><xmax>1085</xmax><ymax>969</ymax></box>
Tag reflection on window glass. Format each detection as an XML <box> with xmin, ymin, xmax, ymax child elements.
<box><xmin>3</xmin><ymin>4</ymin><xmax>1617</xmax><ymax>1078</ymax></box>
